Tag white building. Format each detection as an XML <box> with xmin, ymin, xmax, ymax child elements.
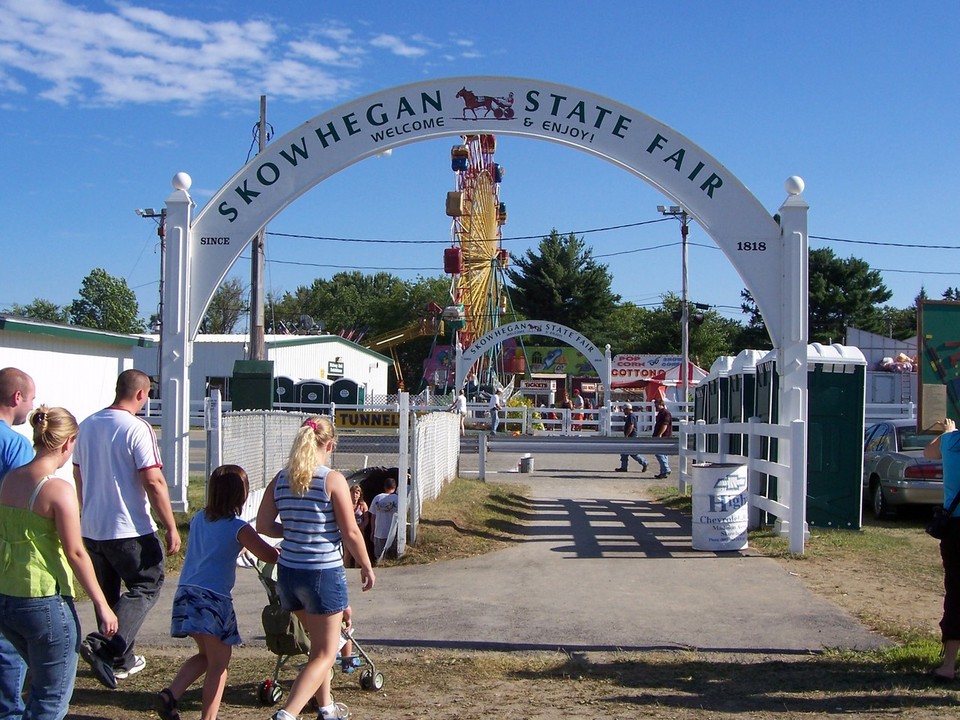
<box><xmin>0</xmin><ymin>314</ymin><xmax>153</xmax><ymax>458</ymax></box>
<box><xmin>132</xmin><ymin>333</ymin><xmax>392</xmax><ymax>407</ymax></box>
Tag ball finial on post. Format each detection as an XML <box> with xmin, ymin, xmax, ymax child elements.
<box><xmin>172</xmin><ymin>172</ymin><xmax>192</xmax><ymax>191</ymax></box>
<box><xmin>784</xmin><ymin>176</ymin><xmax>805</xmax><ymax>196</ymax></box>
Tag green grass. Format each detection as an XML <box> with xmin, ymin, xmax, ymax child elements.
<box><xmin>647</xmin><ymin>483</ymin><xmax>945</xmax><ymax>673</ymax></box>
<box><xmin>385</xmin><ymin>478</ymin><xmax>530</xmax><ymax>565</ymax></box>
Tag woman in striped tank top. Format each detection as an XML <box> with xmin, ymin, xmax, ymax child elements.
<box><xmin>257</xmin><ymin>416</ymin><xmax>375</xmax><ymax>720</ymax></box>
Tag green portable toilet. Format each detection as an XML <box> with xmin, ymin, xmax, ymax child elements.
<box><xmin>728</xmin><ymin>349</ymin><xmax>765</xmax><ymax>456</ymax></box>
<box><xmin>331</xmin><ymin>378</ymin><xmax>364</xmax><ymax>406</ymax></box>
<box><xmin>231</xmin><ymin>360</ymin><xmax>274</xmax><ymax>411</ymax></box>
<box><xmin>296</xmin><ymin>379</ymin><xmax>331</xmax><ymax>412</ymax></box>
<box><xmin>705</xmin><ymin>357</ymin><xmax>733</xmax><ymax>453</ymax></box>
<box><xmin>274</xmin><ymin>376</ymin><xmax>297</xmax><ymax>408</ymax></box>
<box><xmin>693</xmin><ymin>383</ymin><xmax>708</xmax><ymax>452</ymax></box>
<box><xmin>754</xmin><ymin>350</ymin><xmax>779</xmax><ymax>524</ymax></box>
<box><xmin>806</xmin><ymin>343</ymin><xmax>866</xmax><ymax>529</ymax></box>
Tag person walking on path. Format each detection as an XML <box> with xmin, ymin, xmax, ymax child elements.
<box><xmin>488</xmin><ymin>390</ymin><xmax>502</xmax><ymax>435</ymax></box>
<box><xmin>447</xmin><ymin>388</ymin><xmax>468</xmax><ymax>436</ymax></box>
<box><xmin>0</xmin><ymin>406</ymin><xmax>118</xmax><ymax>720</ymax></box>
<box><xmin>256</xmin><ymin>416</ymin><xmax>374</xmax><ymax>720</ymax></box>
<box><xmin>0</xmin><ymin>366</ymin><xmax>37</xmax><ymax>718</ymax></box>
<box><xmin>73</xmin><ymin>369</ymin><xmax>181</xmax><ymax>689</ymax></box>
<box><xmin>924</xmin><ymin>417</ymin><xmax>960</xmax><ymax>683</ymax></box>
<box><xmin>615</xmin><ymin>405</ymin><xmax>648</xmax><ymax>473</ymax></box>
<box><xmin>652</xmin><ymin>399</ymin><xmax>673</xmax><ymax>479</ymax></box>
<box><xmin>369</xmin><ymin>476</ymin><xmax>399</xmax><ymax>563</ymax></box>
<box><xmin>158</xmin><ymin>465</ymin><xmax>279</xmax><ymax>720</ymax></box>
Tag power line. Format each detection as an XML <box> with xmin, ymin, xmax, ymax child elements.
<box><xmin>266</xmin><ymin>218</ymin><xmax>672</xmax><ymax>246</ymax></box>
<box><xmin>810</xmin><ymin>234</ymin><xmax>960</xmax><ymax>250</ymax></box>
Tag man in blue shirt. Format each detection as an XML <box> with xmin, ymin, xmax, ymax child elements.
<box><xmin>925</xmin><ymin>417</ymin><xmax>960</xmax><ymax>683</ymax></box>
<box><xmin>0</xmin><ymin>367</ymin><xmax>36</xmax><ymax>719</ymax></box>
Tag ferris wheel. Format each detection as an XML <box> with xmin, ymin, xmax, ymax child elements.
<box><xmin>443</xmin><ymin>134</ymin><xmax>512</xmax><ymax>385</ymax></box>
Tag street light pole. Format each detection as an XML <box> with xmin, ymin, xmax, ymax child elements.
<box><xmin>658</xmin><ymin>205</ymin><xmax>690</xmax><ymax>412</ymax></box>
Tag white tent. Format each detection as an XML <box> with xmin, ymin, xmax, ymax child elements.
<box><xmin>661</xmin><ymin>361</ymin><xmax>707</xmax><ymax>386</ymax></box>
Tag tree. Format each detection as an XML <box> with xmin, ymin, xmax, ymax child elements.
<box><xmin>200</xmin><ymin>277</ymin><xmax>248</xmax><ymax>334</ymax></box>
<box><xmin>69</xmin><ymin>268</ymin><xmax>145</xmax><ymax>333</ymax></box>
<box><xmin>740</xmin><ymin>249</ymin><xmax>892</xmax><ymax>345</ymax></box>
<box><xmin>270</xmin><ymin>272</ymin><xmax>452</xmax><ymax>390</ymax></box>
<box><xmin>506</xmin><ymin>229</ymin><xmax>619</xmax><ymax>338</ymax></box>
<box><xmin>737</xmin><ymin>289</ymin><xmax>774</xmax><ymax>351</ymax></box>
<box><xmin>5</xmin><ymin>298</ymin><xmax>68</xmax><ymax>323</ymax></box>
<box><xmin>807</xmin><ymin>249</ymin><xmax>891</xmax><ymax>342</ymax></box>
<box><xmin>638</xmin><ymin>293</ymin><xmax>743</xmax><ymax>368</ymax></box>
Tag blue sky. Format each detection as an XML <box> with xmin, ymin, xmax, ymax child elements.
<box><xmin>1</xmin><ymin>0</ymin><xmax>958</xmax><ymax>332</ymax></box>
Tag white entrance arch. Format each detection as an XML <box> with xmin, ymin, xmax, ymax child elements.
<box><xmin>454</xmin><ymin>320</ymin><xmax>612</xmax><ymax>396</ymax></box>
<box><xmin>161</xmin><ymin>77</ymin><xmax>808</xmax><ymax>547</ymax></box>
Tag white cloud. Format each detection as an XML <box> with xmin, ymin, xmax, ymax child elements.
<box><xmin>0</xmin><ymin>0</ymin><xmax>442</xmax><ymax>108</ymax></box>
<box><xmin>369</xmin><ymin>33</ymin><xmax>427</xmax><ymax>58</ymax></box>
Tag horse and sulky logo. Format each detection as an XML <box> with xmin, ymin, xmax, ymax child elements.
<box><xmin>456</xmin><ymin>87</ymin><xmax>515</xmax><ymax>120</ymax></box>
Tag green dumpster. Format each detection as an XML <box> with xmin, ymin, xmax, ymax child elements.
<box><xmin>231</xmin><ymin>360</ymin><xmax>274</xmax><ymax>411</ymax></box>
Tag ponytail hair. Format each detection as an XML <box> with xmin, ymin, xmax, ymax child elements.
<box><xmin>285</xmin><ymin>416</ymin><xmax>336</xmax><ymax>495</ymax></box>
<box><xmin>30</xmin><ymin>406</ymin><xmax>78</xmax><ymax>451</ymax></box>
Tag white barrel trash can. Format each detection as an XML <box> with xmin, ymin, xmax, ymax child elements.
<box><xmin>519</xmin><ymin>454</ymin><xmax>534</xmax><ymax>473</ymax></box>
<box><xmin>691</xmin><ymin>463</ymin><xmax>749</xmax><ymax>551</ymax></box>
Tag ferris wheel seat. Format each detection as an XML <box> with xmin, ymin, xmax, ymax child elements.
<box><xmin>445</xmin><ymin>191</ymin><xmax>464</xmax><ymax>217</ymax></box>
<box><xmin>443</xmin><ymin>247</ymin><xmax>463</xmax><ymax>274</ymax></box>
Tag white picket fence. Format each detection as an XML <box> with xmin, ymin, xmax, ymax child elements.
<box><xmin>679</xmin><ymin>418</ymin><xmax>808</xmax><ymax>552</ymax></box>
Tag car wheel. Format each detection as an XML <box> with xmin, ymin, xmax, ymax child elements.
<box><xmin>872</xmin><ymin>482</ymin><xmax>893</xmax><ymax>519</ymax></box>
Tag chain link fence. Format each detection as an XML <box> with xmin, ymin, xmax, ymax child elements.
<box><xmin>206</xmin><ymin>393</ymin><xmax>461</xmax><ymax>556</ymax></box>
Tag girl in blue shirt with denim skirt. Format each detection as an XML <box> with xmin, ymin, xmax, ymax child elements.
<box><xmin>158</xmin><ymin>465</ymin><xmax>279</xmax><ymax>720</ymax></box>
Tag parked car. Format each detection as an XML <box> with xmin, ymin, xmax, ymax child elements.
<box><xmin>862</xmin><ymin>419</ymin><xmax>943</xmax><ymax>519</ymax></box>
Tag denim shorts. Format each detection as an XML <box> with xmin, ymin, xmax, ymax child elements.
<box><xmin>276</xmin><ymin>564</ymin><xmax>348</xmax><ymax>615</ymax></box>
<box><xmin>170</xmin><ymin>585</ymin><xmax>242</xmax><ymax>645</ymax></box>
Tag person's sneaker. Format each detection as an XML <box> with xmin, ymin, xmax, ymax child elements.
<box><xmin>640</xmin><ymin>461</ymin><xmax>648</xmax><ymax>473</ymax></box>
<box><xmin>319</xmin><ymin>702</ymin><xmax>351</xmax><ymax>719</ymax></box>
<box><xmin>654</xmin><ymin>472</ymin><xmax>671</xmax><ymax>479</ymax></box>
<box><xmin>614</xmin><ymin>467</ymin><xmax>628</xmax><ymax>472</ymax></box>
<box><xmin>80</xmin><ymin>639</ymin><xmax>117</xmax><ymax>689</ymax></box>
<box><xmin>340</xmin><ymin>656</ymin><xmax>362</xmax><ymax>674</ymax></box>
<box><xmin>114</xmin><ymin>655</ymin><xmax>146</xmax><ymax>679</ymax></box>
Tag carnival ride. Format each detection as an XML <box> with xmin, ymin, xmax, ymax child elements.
<box><xmin>443</xmin><ymin>134</ymin><xmax>519</xmax><ymax>389</ymax></box>
<box><xmin>362</xmin><ymin>134</ymin><xmax>519</xmax><ymax>393</ymax></box>
<box><xmin>362</xmin><ymin>303</ymin><xmax>442</xmax><ymax>391</ymax></box>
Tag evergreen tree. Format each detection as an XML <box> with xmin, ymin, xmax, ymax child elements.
<box><xmin>505</xmin><ymin>229</ymin><xmax>619</xmax><ymax>338</ymax></box>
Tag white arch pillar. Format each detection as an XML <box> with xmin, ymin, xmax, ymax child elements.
<box><xmin>159</xmin><ymin>174</ymin><xmax>193</xmax><ymax>511</ymax></box>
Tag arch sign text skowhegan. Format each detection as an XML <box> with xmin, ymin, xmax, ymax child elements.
<box><xmin>187</xmin><ymin>76</ymin><xmax>784</xmax><ymax>342</ymax></box>
<box><xmin>455</xmin><ymin>321</ymin><xmax>609</xmax><ymax>395</ymax></box>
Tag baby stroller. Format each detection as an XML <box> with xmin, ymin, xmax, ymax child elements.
<box><xmin>255</xmin><ymin>560</ymin><xmax>385</xmax><ymax>706</ymax></box>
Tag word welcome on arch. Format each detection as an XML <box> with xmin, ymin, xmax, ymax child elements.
<box><xmin>188</xmin><ymin>76</ymin><xmax>784</xmax><ymax>344</ymax></box>
<box><xmin>455</xmin><ymin>320</ymin><xmax>609</xmax><ymax>394</ymax></box>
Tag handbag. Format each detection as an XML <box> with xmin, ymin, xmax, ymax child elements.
<box><xmin>926</xmin><ymin>490</ymin><xmax>960</xmax><ymax>540</ymax></box>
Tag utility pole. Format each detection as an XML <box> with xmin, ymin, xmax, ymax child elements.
<box><xmin>250</xmin><ymin>95</ymin><xmax>267</xmax><ymax>360</ymax></box>
<box><xmin>658</xmin><ymin>205</ymin><xmax>691</xmax><ymax>410</ymax></box>
<box><xmin>135</xmin><ymin>207</ymin><xmax>166</xmax><ymax>393</ymax></box>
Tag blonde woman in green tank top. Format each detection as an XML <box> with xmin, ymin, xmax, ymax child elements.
<box><xmin>0</xmin><ymin>406</ymin><xmax>118</xmax><ymax>720</ymax></box>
